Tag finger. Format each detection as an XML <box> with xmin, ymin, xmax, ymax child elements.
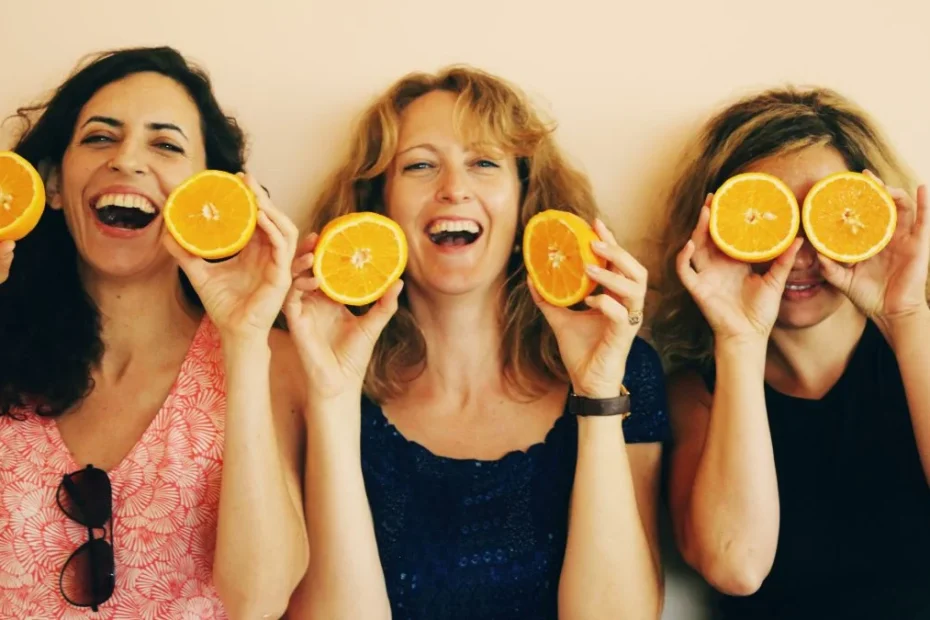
<box><xmin>592</xmin><ymin>219</ymin><xmax>647</xmax><ymax>282</ymax></box>
<box><xmin>359</xmin><ymin>280</ymin><xmax>404</xmax><ymax>335</ymax></box>
<box><xmin>292</xmin><ymin>275</ymin><xmax>321</xmax><ymax>292</ymax></box>
<box><xmin>862</xmin><ymin>169</ymin><xmax>886</xmax><ymax>186</ymax></box>
<box><xmin>676</xmin><ymin>240</ymin><xmax>700</xmax><ymax>293</ymax></box>
<box><xmin>291</xmin><ymin>251</ymin><xmax>315</xmax><ymax>277</ymax></box>
<box><xmin>583</xmin><ymin>293</ymin><xmax>631</xmax><ymax>327</ymax></box>
<box><xmin>689</xmin><ymin>205</ymin><xmax>714</xmax><ymax>271</ymax></box>
<box><xmin>283</xmin><ymin>284</ymin><xmax>305</xmax><ymax>322</ymax></box>
<box><xmin>916</xmin><ymin>185</ymin><xmax>930</xmax><ymax>245</ymax></box>
<box><xmin>163</xmin><ymin>233</ymin><xmax>209</xmax><ymax>283</ymax></box>
<box><xmin>255</xmin><ymin>211</ymin><xmax>293</xmax><ymax>273</ymax></box>
<box><xmin>885</xmin><ymin>185</ymin><xmax>917</xmax><ymax>233</ymax></box>
<box><xmin>817</xmin><ymin>253</ymin><xmax>852</xmax><ymax>294</ymax></box>
<box><xmin>527</xmin><ymin>277</ymin><xmax>566</xmax><ymax>328</ymax></box>
<box><xmin>241</xmin><ymin>172</ymin><xmax>299</xmax><ymax>254</ymax></box>
<box><xmin>0</xmin><ymin>240</ymin><xmax>14</xmax><ymax>256</ymax></box>
<box><xmin>763</xmin><ymin>238</ymin><xmax>804</xmax><ymax>289</ymax></box>
<box><xmin>297</xmin><ymin>232</ymin><xmax>319</xmax><ymax>256</ymax></box>
<box><xmin>586</xmin><ymin>264</ymin><xmax>644</xmax><ymax>307</ymax></box>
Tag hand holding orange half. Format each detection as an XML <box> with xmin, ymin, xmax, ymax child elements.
<box><xmin>528</xmin><ymin>213</ymin><xmax>646</xmax><ymax>399</ymax></box>
<box><xmin>0</xmin><ymin>151</ymin><xmax>47</xmax><ymax>285</ymax></box>
<box><xmin>285</xmin><ymin>222</ymin><xmax>404</xmax><ymax>401</ymax></box>
<box><xmin>678</xmin><ymin>194</ymin><xmax>803</xmax><ymax>342</ymax></box>
<box><xmin>164</xmin><ymin>170</ymin><xmax>299</xmax><ymax>340</ymax></box>
<box><xmin>811</xmin><ymin>173</ymin><xmax>930</xmax><ymax>324</ymax></box>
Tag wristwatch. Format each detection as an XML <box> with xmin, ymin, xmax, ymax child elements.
<box><xmin>568</xmin><ymin>384</ymin><xmax>631</xmax><ymax>418</ymax></box>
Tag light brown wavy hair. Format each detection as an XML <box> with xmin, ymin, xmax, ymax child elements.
<box><xmin>307</xmin><ymin>65</ymin><xmax>603</xmax><ymax>402</ymax></box>
<box><xmin>652</xmin><ymin>86</ymin><xmax>917</xmax><ymax>375</ymax></box>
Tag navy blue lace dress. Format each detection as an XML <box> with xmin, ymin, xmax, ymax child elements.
<box><xmin>360</xmin><ymin>336</ymin><xmax>669</xmax><ymax>620</ymax></box>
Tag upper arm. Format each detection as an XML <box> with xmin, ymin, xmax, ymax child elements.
<box><xmin>665</xmin><ymin>369</ymin><xmax>713</xmax><ymax>564</ymax></box>
<box><xmin>269</xmin><ymin>328</ymin><xmax>308</xmax><ymax>507</ymax></box>
<box><xmin>622</xmin><ymin>338</ymin><xmax>670</xmax><ymax>572</ymax></box>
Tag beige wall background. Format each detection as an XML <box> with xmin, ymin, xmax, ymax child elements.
<box><xmin>1</xmin><ymin>1</ymin><xmax>927</xmax><ymax>616</ymax></box>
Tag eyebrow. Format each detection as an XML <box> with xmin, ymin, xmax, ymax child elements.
<box><xmin>81</xmin><ymin>116</ymin><xmax>189</xmax><ymax>140</ymax></box>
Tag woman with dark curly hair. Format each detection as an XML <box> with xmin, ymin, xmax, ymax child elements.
<box><xmin>0</xmin><ymin>47</ymin><xmax>308</xmax><ymax>618</ymax></box>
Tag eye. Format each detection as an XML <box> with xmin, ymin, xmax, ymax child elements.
<box><xmin>402</xmin><ymin>162</ymin><xmax>434</xmax><ymax>172</ymax></box>
<box><xmin>474</xmin><ymin>159</ymin><xmax>499</xmax><ymax>169</ymax></box>
<box><xmin>80</xmin><ymin>134</ymin><xmax>114</xmax><ymax>145</ymax></box>
<box><xmin>155</xmin><ymin>142</ymin><xmax>185</xmax><ymax>154</ymax></box>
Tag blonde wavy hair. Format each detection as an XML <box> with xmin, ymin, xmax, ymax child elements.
<box><xmin>307</xmin><ymin>65</ymin><xmax>603</xmax><ymax>402</ymax></box>
<box><xmin>652</xmin><ymin>86</ymin><xmax>917</xmax><ymax>375</ymax></box>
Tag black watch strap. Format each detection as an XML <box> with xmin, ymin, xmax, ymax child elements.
<box><xmin>568</xmin><ymin>389</ymin><xmax>632</xmax><ymax>418</ymax></box>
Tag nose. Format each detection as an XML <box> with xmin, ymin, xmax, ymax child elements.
<box><xmin>793</xmin><ymin>235</ymin><xmax>816</xmax><ymax>270</ymax></box>
<box><xmin>436</xmin><ymin>166</ymin><xmax>472</xmax><ymax>204</ymax></box>
<box><xmin>107</xmin><ymin>140</ymin><xmax>147</xmax><ymax>176</ymax></box>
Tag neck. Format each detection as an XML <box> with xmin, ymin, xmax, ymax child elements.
<box><xmin>81</xmin><ymin>263</ymin><xmax>202</xmax><ymax>381</ymax></box>
<box><xmin>767</xmin><ymin>299</ymin><xmax>866</xmax><ymax>398</ymax></box>
<box><xmin>405</xmin><ymin>282</ymin><xmax>507</xmax><ymax>398</ymax></box>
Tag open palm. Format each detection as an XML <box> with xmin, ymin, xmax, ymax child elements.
<box><xmin>284</xmin><ymin>234</ymin><xmax>403</xmax><ymax>400</ymax></box>
<box><xmin>677</xmin><ymin>199</ymin><xmax>802</xmax><ymax>342</ymax></box>
<box><xmin>166</xmin><ymin>174</ymin><xmax>298</xmax><ymax>339</ymax></box>
<box><xmin>819</xmin><ymin>180</ymin><xmax>930</xmax><ymax>321</ymax></box>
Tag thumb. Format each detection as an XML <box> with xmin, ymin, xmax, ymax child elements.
<box><xmin>817</xmin><ymin>253</ymin><xmax>851</xmax><ymax>293</ymax></box>
<box><xmin>358</xmin><ymin>280</ymin><xmax>404</xmax><ymax>340</ymax></box>
<box><xmin>764</xmin><ymin>238</ymin><xmax>803</xmax><ymax>289</ymax></box>
<box><xmin>527</xmin><ymin>276</ymin><xmax>561</xmax><ymax>323</ymax></box>
<box><xmin>163</xmin><ymin>233</ymin><xmax>209</xmax><ymax>284</ymax></box>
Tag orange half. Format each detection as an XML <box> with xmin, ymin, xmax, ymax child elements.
<box><xmin>802</xmin><ymin>171</ymin><xmax>897</xmax><ymax>264</ymax></box>
<box><xmin>313</xmin><ymin>212</ymin><xmax>408</xmax><ymax>306</ymax></box>
<box><xmin>523</xmin><ymin>209</ymin><xmax>607</xmax><ymax>307</ymax></box>
<box><xmin>163</xmin><ymin>170</ymin><xmax>258</xmax><ymax>259</ymax></box>
<box><xmin>709</xmin><ymin>172</ymin><xmax>800</xmax><ymax>263</ymax></box>
<box><xmin>0</xmin><ymin>151</ymin><xmax>45</xmax><ymax>241</ymax></box>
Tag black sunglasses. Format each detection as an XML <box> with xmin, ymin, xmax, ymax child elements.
<box><xmin>56</xmin><ymin>464</ymin><xmax>116</xmax><ymax>611</ymax></box>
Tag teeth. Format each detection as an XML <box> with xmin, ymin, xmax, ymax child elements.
<box><xmin>427</xmin><ymin>219</ymin><xmax>481</xmax><ymax>235</ymax></box>
<box><xmin>95</xmin><ymin>193</ymin><xmax>156</xmax><ymax>214</ymax></box>
<box><xmin>786</xmin><ymin>284</ymin><xmax>817</xmax><ymax>291</ymax></box>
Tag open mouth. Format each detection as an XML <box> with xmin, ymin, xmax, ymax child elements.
<box><xmin>92</xmin><ymin>193</ymin><xmax>159</xmax><ymax>230</ymax></box>
<box><xmin>425</xmin><ymin>219</ymin><xmax>483</xmax><ymax>247</ymax></box>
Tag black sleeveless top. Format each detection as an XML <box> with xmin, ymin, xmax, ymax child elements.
<box><xmin>707</xmin><ymin>321</ymin><xmax>930</xmax><ymax>619</ymax></box>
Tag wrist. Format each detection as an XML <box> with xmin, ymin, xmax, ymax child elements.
<box><xmin>220</xmin><ymin>331</ymin><xmax>271</xmax><ymax>360</ymax></box>
<box><xmin>875</xmin><ymin>305</ymin><xmax>930</xmax><ymax>350</ymax></box>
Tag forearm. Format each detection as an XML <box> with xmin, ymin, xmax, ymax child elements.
<box><xmin>687</xmin><ymin>339</ymin><xmax>778</xmax><ymax>593</ymax></box>
<box><xmin>881</xmin><ymin>307</ymin><xmax>930</xmax><ymax>485</ymax></box>
<box><xmin>214</xmin><ymin>337</ymin><xmax>309</xmax><ymax>619</ymax></box>
<box><xmin>559</xmin><ymin>416</ymin><xmax>660</xmax><ymax>620</ymax></box>
<box><xmin>297</xmin><ymin>394</ymin><xmax>391</xmax><ymax>620</ymax></box>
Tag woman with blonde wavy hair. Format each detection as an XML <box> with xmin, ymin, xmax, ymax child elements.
<box><xmin>653</xmin><ymin>87</ymin><xmax>930</xmax><ymax>619</ymax></box>
<box><xmin>284</xmin><ymin>66</ymin><xmax>669</xmax><ymax>619</ymax></box>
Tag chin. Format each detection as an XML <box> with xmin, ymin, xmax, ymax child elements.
<box><xmin>776</xmin><ymin>292</ymin><xmax>846</xmax><ymax>330</ymax></box>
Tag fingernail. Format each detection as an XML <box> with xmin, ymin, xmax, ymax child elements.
<box><xmin>591</xmin><ymin>241</ymin><xmax>607</xmax><ymax>252</ymax></box>
<box><xmin>585</xmin><ymin>264</ymin><xmax>602</xmax><ymax>275</ymax></box>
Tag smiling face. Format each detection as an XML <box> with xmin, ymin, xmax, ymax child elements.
<box><xmin>51</xmin><ymin>71</ymin><xmax>207</xmax><ymax>279</ymax></box>
<box><xmin>746</xmin><ymin>144</ymin><xmax>855</xmax><ymax>329</ymax></box>
<box><xmin>384</xmin><ymin>90</ymin><xmax>522</xmax><ymax>298</ymax></box>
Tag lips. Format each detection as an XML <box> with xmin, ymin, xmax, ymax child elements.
<box><xmin>90</xmin><ymin>190</ymin><xmax>160</xmax><ymax>231</ymax></box>
<box><xmin>425</xmin><ymin>218</ymin><xmax>483</xmax><ymax>247</ymax></box>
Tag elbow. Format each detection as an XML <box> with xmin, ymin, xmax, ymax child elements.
<box><xmin>215</xmin><ymin>564</ymin><xmax>307</xmax><ymax>620</ymax></box>
<box><xmin>686</xmin><ymin>548</ymin><xmax>771</xmax><ymax>596</ymax></box>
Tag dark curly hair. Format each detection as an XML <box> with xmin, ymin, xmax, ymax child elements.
<box><xmin>1</xmin><ymin>46</ymin><xmax>247</xmax><ymax>417</ymax></box>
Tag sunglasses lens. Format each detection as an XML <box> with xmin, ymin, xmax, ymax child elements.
<box><xmin>57</xmin><ymin>466</ymin><xmax>112</xmax><ymax>527</ymax></box>
<box><xmin>60</xmin><ymin>537</ymin><xmax>115</xmax><ymax>607</ymax></box>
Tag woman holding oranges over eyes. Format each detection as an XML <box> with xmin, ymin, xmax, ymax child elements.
<box><xmin>284</xmin><ymin>65</ymin><xmax>669</xmax><ymax>620</ymax></box>
<box><xmin>653</xmin><ymin>87</ymin><xmax>930</xmax><ymax>619</ymax></box>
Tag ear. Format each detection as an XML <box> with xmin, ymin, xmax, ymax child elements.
<box><xmin>42</xmin><ymin>162</ymin><xmax>63</xmax><ymax>210</ymax></box>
